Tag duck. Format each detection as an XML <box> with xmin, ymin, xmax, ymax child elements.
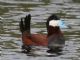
<box><xmin>19</xmin><ymin>14</ymin><xmax>65</xmax><ymax>53</ymax></box>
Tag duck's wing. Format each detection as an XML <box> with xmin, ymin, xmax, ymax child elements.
<box><xmin>31</xmin><ymin>34</ymin><xmax>48</xmax><ymax>46</ymax></box>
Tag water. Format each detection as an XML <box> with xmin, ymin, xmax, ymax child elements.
<box><xmin>0</xmin><ymin>0</ymin><xmax>80</xmax><ymax>60</ymax></box>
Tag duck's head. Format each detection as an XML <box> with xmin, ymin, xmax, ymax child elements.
<box><xmin>46</xmin><ymin>14</ymin><xmax>65</xmax><ymax>52</ymax></box>
<box><xmin>46</xmin><ymin>14</ymin><xmax>61</xmax><ymax>36</ymax></box>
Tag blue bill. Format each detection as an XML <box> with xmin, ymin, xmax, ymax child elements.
<box><xmin>58</xmin><ymin>19</ymin><xmax>70</xmax><ymax>29</ymax></box>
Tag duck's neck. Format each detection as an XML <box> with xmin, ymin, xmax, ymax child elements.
<box><xmin>47</xmin><ymin>26</ymin><xmax>62</xmax><ymax>36</ymax></box>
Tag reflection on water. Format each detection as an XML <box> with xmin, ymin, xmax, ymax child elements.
<box><xmin>72</xmin><ymin>0</ymin><xmax>80</xmax><ymax>3</ymax></box>
<box><xmin>0</xmin><ymin>0</ymin><xmax>80</xmax><ymax>60</ymax></box>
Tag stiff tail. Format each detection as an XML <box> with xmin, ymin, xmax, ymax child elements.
<box><xmin>19</xmin><ymin>14</ymin><xmax>31</xmax><ymax>34</ymax></box>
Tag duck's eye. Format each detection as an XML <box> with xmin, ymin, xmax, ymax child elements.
<box><xmin>49</xmin><ymin>20</ymin><xmax>59</xmax><ymax>27</ymax></box>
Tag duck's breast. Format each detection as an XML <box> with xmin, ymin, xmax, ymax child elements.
<box><xmin>48</xmin><ymin>34</ymin><xmax>65</xmax><ymax>49</ymax></box>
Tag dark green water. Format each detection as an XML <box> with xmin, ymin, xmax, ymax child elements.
<box><xmin>0</xmin><ymin>0</ymin><xmax>80</xmax><ymax>60</ymax></box>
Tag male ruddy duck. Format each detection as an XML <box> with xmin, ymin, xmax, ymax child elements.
<box><xmin>19</xmin><ymin>14</ymin><xmax>65</xmax><ymax>53</ymax></box>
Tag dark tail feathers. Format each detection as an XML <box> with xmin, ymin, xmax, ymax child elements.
<box><xmin>19</xmin><ymin>14</ymin><xmax>31</xmax><ymax>33</ymax></box>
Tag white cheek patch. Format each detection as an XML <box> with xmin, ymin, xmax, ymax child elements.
<box><xmin>49</xmin><ymin>20</ymin><xmax>59</xmax><ymax>27</ymax></box>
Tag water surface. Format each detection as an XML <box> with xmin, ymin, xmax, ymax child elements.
<box><xmin>0</xmin><ymin>0</ymin><xmax>80</xmax><ymax>60</ymax></box>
